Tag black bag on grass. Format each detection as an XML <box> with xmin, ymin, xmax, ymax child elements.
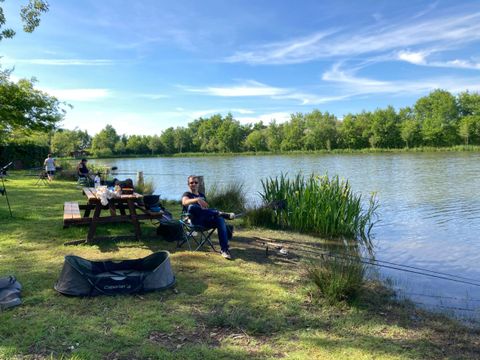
<box><xmin>54</xmin><ymin>251</ymin><xmax>175</xmax><ymax>297</ymax></box>
<box><xmin>0</xmin><ymin>276</ymin><xmax>22</xmax><ymax>310</ymax></box>
<box><xmin>156</xmin><ymin>219</ymin><xmax>183</xmax><ymax>241</ymax></box>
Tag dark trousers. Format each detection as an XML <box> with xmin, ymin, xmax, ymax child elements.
<box><xmin>187</xmin><ymin>205</ymin><xmax>232</xmax><ymax>251</ymax></box>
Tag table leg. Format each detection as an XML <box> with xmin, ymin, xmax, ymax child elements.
<box><xmin>87</xmin><ymin>202</ymin><xmax>102</xmax><ymax>242</ymax></box>
<box><xmin>127</xmin><ymin>199</ymin><xmax>141</xmax><ymax>240</ymax></box>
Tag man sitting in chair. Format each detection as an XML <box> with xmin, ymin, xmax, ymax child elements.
<box><xmin>182</xmin><ymin>175</ymin><xmax>235</xmax><ymax>260</ymax></box>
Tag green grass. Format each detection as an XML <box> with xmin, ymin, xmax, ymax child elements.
<box><xmin>0</xmin><ymin>175</ymin><xmax>478</xmax><ymax>359</ymax></box>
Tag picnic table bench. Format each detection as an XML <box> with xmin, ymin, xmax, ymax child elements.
<box><xmin>63</xmin><ymin>187</ymin><xmax>164</xmax><ymax>244</ymax></box>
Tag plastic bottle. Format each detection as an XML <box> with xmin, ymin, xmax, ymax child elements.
<box><xmin>94</xmin><ymin>174</ymin><xmax>101</xmax><ymax>188</ymax></box>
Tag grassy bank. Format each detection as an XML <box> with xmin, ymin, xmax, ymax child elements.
<box><xmin>0</xmin><ymin>175</ymin><xmax>479</xmax><ymax>359</ymax></box>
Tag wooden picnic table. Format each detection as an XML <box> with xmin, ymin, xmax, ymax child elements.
<box><xmin>64</xmin><ymin>187</ymin><xmax>164</xmax><ymax>244</ymax></box>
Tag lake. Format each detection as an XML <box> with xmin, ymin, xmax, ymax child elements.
<box><xmin>91</xmin><ymin>152</ymin><xmax>480</xmax><ymax>322</ymax></box>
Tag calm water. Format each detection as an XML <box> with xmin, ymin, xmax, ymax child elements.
<box><xmin>92</xmin><ymin>153</ymin><xmax>480</xmax><ymax>322</ymax></box>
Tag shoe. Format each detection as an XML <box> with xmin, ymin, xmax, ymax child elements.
<box><xmin>219</xmin><ymin>212</ymin><xmax>235</xmax><ymax>220</ymax></box>
<box><xmin>221</xmin><ymin>250</ymin><xmax>232</xmax><ymax>260</ymax></box>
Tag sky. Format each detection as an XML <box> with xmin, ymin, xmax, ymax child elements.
<box><xmin>1</xmin><ymin>0</ymin><xmax>480</xmax><ymax>135</ymax></box>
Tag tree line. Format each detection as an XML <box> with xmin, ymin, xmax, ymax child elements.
<box><xmin>45</xmin><ymin>89</ymin><xmax>480</xmax><ymax>157</ymax></box>
<box><xmin>2</xmin><ymin>76</ymin><xmax>480</xmax><ymax>158</ymax></box>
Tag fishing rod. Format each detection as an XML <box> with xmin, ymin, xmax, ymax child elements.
<box><xmin>322</xmin><ymin>252</ymin><xmax>480</xmax><ymax>288</ymax></box>
<box><xmin>338</xmin><ymin>252</ymin><xmax>480</xmax><ymax>284</ymax></box>
<box><xmin>113</xmin><ymin>172</ymin><xmax>188</xmax><ymax>176</ymax></box>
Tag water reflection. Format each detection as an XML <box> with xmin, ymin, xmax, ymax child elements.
<box><xmin>92</xmin><ymin>152</ymin><xmax>480</xmax><ymax>322</ymax></box>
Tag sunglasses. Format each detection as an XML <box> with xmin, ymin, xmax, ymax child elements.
<box><xmin>189</xmin><ymin>181</ymin><xmax>198</xmax><ymax>185</ymax></box>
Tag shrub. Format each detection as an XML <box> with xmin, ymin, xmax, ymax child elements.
<box><xmin>206</xmin><ymin>181</ymin><xmax>247</xmax><ymax>214</ymax></box>
<box><xmin>307</xmin><ymin>252</ymin><xmax>366</xmax><ymax>305</ymax></box>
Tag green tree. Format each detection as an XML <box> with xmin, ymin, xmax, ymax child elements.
<box><xmin>244</xmin><ymin>129</ymin><xmax>268</xmax><ymax>152</ymax></box>
<box><xmin>0</xmin><ymin>74</ymin><xmax>64</xmax><ymax>144</ymax></box>
<box><xmin>216</xmin><ymin>114</ymin><xmax>245</xmax><ymax>152</ymax></box>
<box><xmin>0</xmin><ymin>0</ymin><xmax>48</xmax><ymax>41</ymax></box>
<box><xmin>281</xmin><ymin>113</ymin><xmax>305</xmax><ymax>151</ymax></box>
<box><xmin>457</xmin><ymin>91</ymin><xmax>480</xmax><ymax>117</ymax></box>
<box><xmin>173</xmin><ymin>127</ymin><xmax>192</xmax><ymax>153</ymax></box>
<box><xmin>125</xmin><ymin>135</ymin><xmax>149</xmax><ymax>154</ymax></box>
<box><xmin>160</xmin><ymin>127</ymin><xmax>175</xmax><ymax>154</ymax></box>
<box><xmin>51</xmin><ymin>129</ymin><xmax>91</xmax><ymax>156</ymax></box>
<box><xmin>458</xmin><ymin>115</ymin><xmax>480</xmax><ymax>145</ymax></box>
<box><xmin>414</xmin><ymin>89</ymin><xmax>460</xmax><ymax>146</ymax></box>
<box><xmin>266</xmin><ymin>120</ymin><xmax>283</xmax><ymax>152</ymax></box>
<box><xmin>303</xmin><ymin>110</ymin><xmax>338</xmax><ymax>150</ymax></box>
<box><xmin>369</xmin><ymin>106</ymin><xmax>401</xmax><ymax>148</ymax></box>
<box><xmin>337</xmin><ymin>113</ymin><xmax>370</xmax><ymax>149</ymax></box>
<box><xmin>148</xmin><ymin>135</ymin><xmax>164</xmax><ymax>155</ymax></box>
<box><xmin>91</xmin><ymin>125</ymin><xmax>119</xmax><ymax>156</ymax></box>
<box><xmin>398</xmin><ymin>106</ymin><xmax>421</xmax><ymax>148</ymax></box>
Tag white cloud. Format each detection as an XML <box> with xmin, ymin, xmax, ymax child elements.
<box><xmin>232</xmin><ymin>108</ymin><xmax>255</xmax><ymax>114</ymax></box>
<box><xmin>136</xmin><ymin>93</ymin><xmax>170</xmax><ymax>100</ymax></box>
<box><xmin>184</xmin><ymin>80</ymin><xmax>287</xmax><ymax>97</ymax></box>
<box><xmin>395</xmin><ymin>50</ymin><xmax>480</xmax><ymax>70</ymax></box>
<box><xmin>226</xmin><ymin>11</ymin><xmax>480</xmax><ymax>64</ymax></box>
<box><xmin>40</xmin><ymin>88</ymin><xmax>111</xmax><ymax>101</ymax></box>
<box><xmin>182</xmin><ymin>79</ymin><xmax>349</xmax><ymax>105</ymax></box>
<box><xmin>397</xmin><ymin>51</ymin><xmax>427</xmax><ymax>65</ymax></box>
<box><xmin>321</xmin><ymin>63</ymin><xmax>480</xmax><ymax>96</ymax></box>
<box><xmin>236</xmin><ymin>112</ymin><xmax>291</xmax><ymax>125</ymax></box>
<box><xmin>4</xmin><ymin>58</ymin><xmax>114</xmax><ymax>66</ymax></box>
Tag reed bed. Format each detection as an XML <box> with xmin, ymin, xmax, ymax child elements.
<box><xmin>256</xmin><ymin>173</ymin><xmax>378</xmax><ymax>243</ymax></box>
<box><xmin>206</xmin><ymin>181</ymin><xmax>247</xmax><ymax>214</ymax></box>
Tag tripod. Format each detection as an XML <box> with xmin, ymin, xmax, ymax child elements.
<box><xmin>1</xmin><ymin>162</ymin><xmax>13</xmax><ymax>217</ymax></box>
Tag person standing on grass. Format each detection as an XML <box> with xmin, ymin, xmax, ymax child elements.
<box><xmin>43</xmin><ymin>154</ymin><xmax>56</xmax><ymax>182</ymax></box>
<box><xmin>182</xmin><ymin>175</ymin><xmax>235</xmax><ymax>260</ymax></box>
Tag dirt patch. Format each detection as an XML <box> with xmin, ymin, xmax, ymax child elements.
<box><xmin>148</xmin><ymin>324</ymin><xmax>284</xmax><ymax>356</ymax></box>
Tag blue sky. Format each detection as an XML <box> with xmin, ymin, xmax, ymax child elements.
<box><xmin>2</xmin><ymin>0</ymin><xmax>480</xmax><ymax>135</ymax></box>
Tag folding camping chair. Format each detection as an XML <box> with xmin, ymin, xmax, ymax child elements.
<box><xmin>35</xmin><ymin>170</ymin><xmax>49</xmax><ymax>186</ymax></box>
<box><xmin>178</xmin><ymin>212</ymin><xmax>217</xmax><ymax>252</ymax></box>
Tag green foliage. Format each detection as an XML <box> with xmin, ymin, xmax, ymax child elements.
<box><xmin>258</xmin><ymin>173</ymin><xmax>378</xmax><ymax>243</ymax></box>
<box><xmin>307</xmin><ymin>252</ymin><xmax>365</xmax><ymax>305</ymax></box>
<box><xmin>458</xmin><ymin>115</ymin><xmax>480</xmax><ymax>145</ymax></box>
<box><xmin>0</xmin><ymin>143</ymin><xmax>49</xmax><ymax>168</ymax></box>
<box><xmin>50</xmin><ymin>129</ymin><xmax>91</xmax><ymax>157</ymax></box>
<box><xmin>135</xmin><ymin>178</ymin><xmax>155</xmax><ymax>195</ymax></box>
<box><xmin>91</xmin><ymin>125</ymin><xmax>119</xmax><ymax>156</ymax></box>
<box><xmin>206</xmin><ymin>181</ymin><xmax>247</xmax><ymax>214</ymax></box>
<box><xmin>0</xmin><ymin>74</ymin><xmax>64</xmax><ymax>145</ymax></box>
<box><xmin>0</xmin><ymin>0</ymin><xmax>48</xmax><ymax>41</ymax></box>
<box><xmin>415</xmin><ymin>89</ymin><xmax>460</xmax><ymax>146</ymax></box>
<box><xmin>244</xmin><ymin>206</ymin><xmax>276</xmax><ymax>228</ymax></box>
<box><xmin>9</xmin><ymin>88</ymin><xmax>480</xmax><ymax>156</ymax></box>
<box><xmin>244</xmin><ymin>129</ymin><xmax>268</xmax><ymax>152</ymax></box>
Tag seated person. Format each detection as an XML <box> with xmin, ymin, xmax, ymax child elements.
<box><xmin>182</xmin><ymin>175</ymin><xmax>235</xmax><ymax>260</ymax></box>
<box><xmin>77</xmin><ymin>158</ymin><xmax>90</xmax><ymax>178</ymax></box>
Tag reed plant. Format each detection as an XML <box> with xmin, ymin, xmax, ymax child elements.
<box><xmin>135</xmin><ymin>178</ymin><xmax>155</xmax><ymax>195</ymax></box>
<box><xmin>206</xmin><ymin>181</ymin><xmax>247</xmax><ymax>214</ymax></box>
<box><xmin>257</xmin><ymin>173</ymin><xmax>378</xmax><ymax>244</ymax></box>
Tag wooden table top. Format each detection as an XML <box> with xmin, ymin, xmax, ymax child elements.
<box><xmin>82</xmin><ymin>187</ymin><xmax>143</xmax><ymax>201</ymax></box>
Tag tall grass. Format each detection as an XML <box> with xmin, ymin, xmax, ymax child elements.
<box><xmin>206</xmin><ymin>181</ymin><xmax>247</xmax><ymax>214</ymax></box>
<box><xmin>307</xmin><ymin>252</ymin><xmax>366</xmax><ymax>305</ymax></box>
<box><xmin>257</xmin><ymin>173</ymin><xmax>378</xmax><ymax>244</ymax></box>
